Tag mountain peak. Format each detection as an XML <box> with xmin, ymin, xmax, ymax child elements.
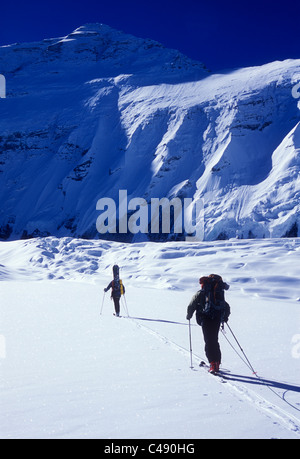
<box><xmin>70</xmin><ymin>23</ymin><xmax>126</xmax><ymax>36</ymax></box>
<box><xmin>0</xmin><ymin>22</ymin><xmax>208</xmax><ymax>83</ymax></box>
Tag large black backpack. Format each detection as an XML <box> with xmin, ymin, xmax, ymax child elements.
<box><xmin>198</xmin><ymin>274</ymin><xmax>230</xmax><ymax>322</ymax></box>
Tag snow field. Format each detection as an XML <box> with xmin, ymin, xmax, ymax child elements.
<box><xmin>0</xmin><ymin>236</ymin><xmax>300</xmax><ymax>438</ymax></box>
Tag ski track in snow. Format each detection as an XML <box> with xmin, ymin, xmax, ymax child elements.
<box><xmin>1</xmin><ymin>236</ymin><xmax>300</xmax><ymax>439</ymax></box>
<box><xmin>126</xmin><ymin>312</ymin><xmax>300</xmax><ymax>438</ymax></box>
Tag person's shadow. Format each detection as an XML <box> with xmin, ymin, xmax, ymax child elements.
<box><xmin>126</xmin><ymin>316</ymin><xmax>189</xmax><ymax>326</ymax></box>
<box><xmin>219</xmin><ymin>370</ymin><xmax>300</xmax><ymax>412</ymax></box>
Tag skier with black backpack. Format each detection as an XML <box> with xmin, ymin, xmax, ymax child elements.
<box><xmin>104</xmin><ymin>265</ymin><xmax>125</xmax><ymax>317</ymax></box>
<box><xmin>186</xmin><ymin>274</ymin><xmax>230</xmax><ymax>374</ymax></box>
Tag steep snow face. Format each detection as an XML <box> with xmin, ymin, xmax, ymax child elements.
<box><xmin>0</xmin><ymin>24</ymin><xmax>299</xmax><ymax>241</ymax></box>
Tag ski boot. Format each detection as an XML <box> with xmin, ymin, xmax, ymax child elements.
<box><xmin>209</xmin><ymin>361</ymin><xmax>220</xmax><ymax>374</ymax></box>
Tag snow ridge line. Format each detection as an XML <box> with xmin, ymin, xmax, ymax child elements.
<box><xmin>128</xmin><ymin>316</ymin><xmax>300</xmax><ymax>438</ymax></box>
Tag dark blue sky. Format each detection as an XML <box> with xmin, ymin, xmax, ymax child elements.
<box><xmin>1</xmin><ymin>0</ymin><xmax>300</xmax><ymax>72</ymax></box>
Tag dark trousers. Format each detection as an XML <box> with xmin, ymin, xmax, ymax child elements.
<box><xmin>201</xmin><ymin>317</ymin><xmax>221</xmax><ymax>363</ymax></box>
<box><xmin>112</xmin><ymin>296</ymin><xmax>120</xmax><ymax>315</ymax></box>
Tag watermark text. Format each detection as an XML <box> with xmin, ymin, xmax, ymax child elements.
<box><xmin>291</xmin><ymin>334</ymin><xmax>300</xmax><ymax>359</ymax></box>
<box><xmin>0</xmin><ymin>74</ymin><xmax>6</xmax><ymax>98</ymax></box>
<box><xmin>0</xmin><ymin>335</ymin><xmax>6</xmax><ymax>359</ymax></box>
<box><xmin>96</xmin><ymin>190</ymin><xmax>204</xmax><ymax>241</ymax></box>
<box><xmin>292</xmin><ymin>81</ymin><xmax>300</xmax><ymax>100</ymax></box>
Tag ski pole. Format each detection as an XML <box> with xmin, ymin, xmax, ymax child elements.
<box><xmin>225</xmin><ymin>323</ymin><xmax>257</xmax><ymax>374</ymax></box>
<box><xmin>100</xmin><ymin>291</ymin><xmax>106</xmax><ymax>315</ymax></box>
<box><xmin>188</xmin><ymin>320</ymin><xmax>193</xmax><ymax>369</ymax></box>
<box><xmin>123</xmin><ymin>294</ymin><xmax>129</xmax><ymax>317</ymax></box>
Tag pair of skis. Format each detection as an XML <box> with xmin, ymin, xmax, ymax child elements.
<box><xmin>198</xmin><ymin>360</ymin><xmax>228</xmax><ymax>383</ymax></box>
<box><xmin>199</xmin><ymin>360</ymin><xmax>224</xmax><ymax>376</ymax></box>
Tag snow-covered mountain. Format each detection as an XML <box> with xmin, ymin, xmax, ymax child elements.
<box><xmin>0</xmin><ymin>23</ymin><xmax>300</xmax><ymax>241</ymax></box>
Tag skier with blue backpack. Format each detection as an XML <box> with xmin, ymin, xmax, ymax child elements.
<box><xmin>104</xmin><ymin>264</ymin><xmax>125</xmax><ymax>317</ymax></box>
<box><xmin>186</xmin><ymin>274</ymin><xmax>230</xmax><ymax>373</ymax></box>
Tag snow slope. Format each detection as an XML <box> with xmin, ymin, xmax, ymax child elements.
<box><xmin>0</xmin><ymin>24</ymin><xmax>300</xmax><ymax>241</ymax></box>
<box><xmin>0</xmin><ymin>236</ymin><xmax>299</xmax><ymax>439</ymax></box>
